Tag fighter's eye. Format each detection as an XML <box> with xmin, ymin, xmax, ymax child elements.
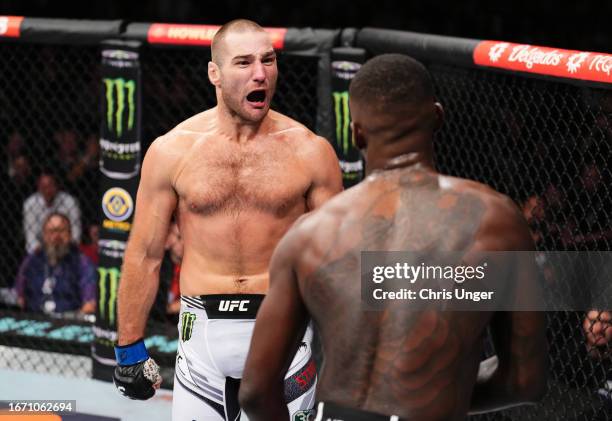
<box><xmin>236</xmin><ymin>60</ymin><xmax>249</xmax><ymax>67</ymax></box>
<box><xmin>263</xmin><ymin>56</ymin><xmax>276</xmax><ymax>65</ymax></box>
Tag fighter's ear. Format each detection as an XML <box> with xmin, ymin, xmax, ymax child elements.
<box><xmin>433</xmin><ymin>102</ymin><xmax>445</xmax><ymax>131</ymax></box>
<box><xmin>351</xmin><ymin>121</ymin><xmax>367</xmax><ymax>151</ymax></box>
<box><xmin>208</xmin><ymin>61</ymin><xmax>221</xmax><ymax>87</ymax></box>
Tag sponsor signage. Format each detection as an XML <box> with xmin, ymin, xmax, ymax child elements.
<box><xmin>94</xmin><ymin>41</ymin><xmax>142</xmax><ymax>381</ymax></box>
<box><xmin>474</xmin><ymin>41</ymin><xmax>612</xmax><ymax>84</ymax></box>
<box><xmin>330</xmin><ymin>53</ymin><xmax>365</xmax><ymax>188</ymax></box>
<box><xmin>147</xmin><ymin>23</ymin><xmax>287</xmax><ymax>49</ymax></box>
<box><xmin>0</xmin><ymin>16</ymin><xmax>23</xmax><ymax>38</ymax></box>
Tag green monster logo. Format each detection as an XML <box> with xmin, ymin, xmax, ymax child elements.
<box><xmin>332</xmin><ymin>91</ymin><xmax>351</xmax><ymax>155</ymax></box>
<box><xmin>98</xmin><ymin>267</ymin><xmax>121</xmax><ymax>326</ymax></box>
<box><xmin>181</xmin><ymin>312</ymin><xmax>197</xmax><ymax>342</ymax></box>
<box><xmin>103</xmin><ymin>78</ymin><xmax>135</xmax><ymax>137</ymax></box>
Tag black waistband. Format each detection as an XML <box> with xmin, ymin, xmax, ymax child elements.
<box><xmin>314</xmin><ymin>401</ymin><xmax>402</xmax><ymax>421</ymax></box>
<box><xmin>180</xmin><ymin>294</ymin><xmax>265</xmax><ymax>319</ymax></box>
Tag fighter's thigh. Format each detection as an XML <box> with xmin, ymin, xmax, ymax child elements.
<box><xmin>284</xmin><ymin>325</ymin><xmax>317</xmax><ymax>420</ymax></box>
<box><xmin>286</xmin><ymin>381</ymin><xmax>317</xmax><ymax>421</ymax></box>
<box><xmin>172</xmin><ymin>378</ymin><xmax>226</xmax><ymax>421</ymax></box>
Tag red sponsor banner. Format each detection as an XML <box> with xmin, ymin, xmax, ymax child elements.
<box><xmin>0</xmin><ymin>16</ymin><xmax>24</xmax><ymax>38</ymax></box>
<box><xmin>474</xmin><ymin>40</ymin><xmax>612</xmax><ymax>84</ymax></box>
<box><xmin>147</xmin><ymin>23</ymin><xmax>287</xmax><ymax>49</ymax></box>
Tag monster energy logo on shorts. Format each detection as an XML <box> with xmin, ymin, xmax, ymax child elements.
<box><xmin>181</xmin><ymin>312</ymin><xmax>197</xmax><ymax>342</ymax></box>
<box><xmin>98</xmin><ymin>267</ymin><xmax>121</xmax><ymax>326</ymax></box>
<box><xmin>333</xmin><ymin>91</ymin><xmax>351</xmax><ymax>155</ymax></box>
<box><xmin>104</xmin><ymin>78</ymin><xmax>135</xmax><ymax>137</ymax></box>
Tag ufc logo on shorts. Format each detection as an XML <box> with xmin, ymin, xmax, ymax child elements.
<box><xmin>218</xmin><ymin>300</ymin><xmax>249</xmax><ymax>312</ymax></box>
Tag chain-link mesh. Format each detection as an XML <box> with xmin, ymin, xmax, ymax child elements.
<box><xmin>1</xmin><ymin>33</ymin><xmax>609</xmax><ymax>421</ymax></box>
<box><xmin>429</xmin><ymin>63</ymin><xmax>612</xmax><ymax>420</ymax></box>
<box><xmin>0</xmin><ymin>42</ymin><xmax>100</xmax><ymax>378</ymax></box>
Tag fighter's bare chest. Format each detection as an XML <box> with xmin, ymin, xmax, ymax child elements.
<box><xmin>175</xmin><ymin>146</ymin><xmax>310</xmax><ymax>216</ymax></box>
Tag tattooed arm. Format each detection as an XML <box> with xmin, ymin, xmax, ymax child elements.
<box><xmin>469</xmin><ymin>195</ymin><xmax>548</xmax><ymax>414</ymax></box>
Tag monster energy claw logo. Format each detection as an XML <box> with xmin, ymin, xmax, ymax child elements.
<box><xmin>98</xmin><ymin>267</ymin><xmax>121</xmax><ymax>326</ymax></box>
<box><xmin>104</xmin><ymin>78</ymin><xmax>136</xmax><ymax>137</ymax></box>
<box><xmin>181</xmin><ymin>312</ymin><xmax>196</xmax><ymax>342</ymax></box>
<box><xmin>333</xmin><ymin>91</ymin><xmax>351</xmax><ymax>155</ymax></box>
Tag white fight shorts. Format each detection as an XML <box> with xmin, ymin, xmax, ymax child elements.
<box><xmin>172</xmin><ymin>294</ymin><xmax>316</xmax><ymax>421</ymax></box>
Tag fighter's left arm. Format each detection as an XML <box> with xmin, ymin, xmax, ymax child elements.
<box><xmin>305</xmin><ymin>135</ymin><xmax>343</xmax><ymax>210</ymax></box>
<box><xmin>240</xmin><ymin>226</ymin><xmax>309</xmax><ymax>420</ymax></box>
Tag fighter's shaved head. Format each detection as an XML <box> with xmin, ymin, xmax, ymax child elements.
<box><xmin>349</xmin><ymin>54</ymin><xmax>435</xmax><ymax>110</ymax></box>
<box><xmin>211</xmin><ymin>19</ymin><xmax>268</xmax><ymax>65</ymax></box>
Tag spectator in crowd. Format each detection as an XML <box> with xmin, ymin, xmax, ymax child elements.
<box><xmin>52</xmin><ymin>129</ymin><xmax>99</xmax><ymax>186</ymax></box>
<box><xmin>10</xmin><ymin>155</ymin><xmax>35</xmax><ymax>191</ymax></box>
<box><xmin>79</xmin><ymin>224</ymin><xmax>99</xmax><ymax>265</ymax></box>
<box><xmin>584</xmin><ymin>310</ymin><xmax>612</xmax><ymax>358</ymax></box>
<box><xmin>69</xmin><ymin>134</ymin><xmax>99</xmax><ymax>183</ymax></box>
<box><xmin>52</xmin><ymin>129</ymin><xmax>80</xmax><ymax>183</ymax></box>
<box><xmin>0</xmin><ymin>154</ymin><xmax>35</xmax><ymax>286</ymax></box>
<box><xmin>15</xmin><ymin>212</ymin><xmax>95</xmax><ymax>314</ymax></box>
<box><xmin>1</xmin><ymin>130</ymin><xmax>26</xmax><ymax>177</ymax></box>
<box><xmin>559</xmin><ymin>92</ymin><xmax>612</xmax><ymax>248</ymax></box>
<box><xmin>561</xmin><ymin>159</ymin><xmax>612</xmax><ymax>249</ymax></box>
<box><xmin>522</xmin><ymin>183</ymin><xmax>567</xmax><ymax>249</ymax></box>
<box><xmin>583</xmin><ymin>310</ymin><xmax>612</xmax><ymax>401</ymax></box>
<box><xmin>23</xmin><ymin>171</ymin><xmax>81</xmax><ymax>253</ymax></box>
<box><xmin>70</xmin><ymin>134</ymin><xmax>100</xmax><ymax>225</ymax></box>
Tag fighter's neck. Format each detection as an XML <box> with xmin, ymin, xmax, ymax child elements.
<box><xmin>214</xmin><ymin>106</ymin><xmax>270</xmax><ymax>143</ymax></box>
<box><xmin>366</xmin><ymin>149</ymin><xmax>435</xmax><ymax>175</ymax></box>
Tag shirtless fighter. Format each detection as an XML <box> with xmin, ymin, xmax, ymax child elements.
<box><xmin>112</xmin><ymin>19</ymin><xmax>343</xmax><ymax>420</ymax></box>
<box><xmin>240</xmin><ymin>54</ymin><xmax>547</xmax><ymax>420</ymax></box>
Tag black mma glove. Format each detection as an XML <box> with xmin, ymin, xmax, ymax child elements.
<box><xmin>113</xmin><ymin>339</ymin><xmax>162</xmax><ymax>400</ymax></box>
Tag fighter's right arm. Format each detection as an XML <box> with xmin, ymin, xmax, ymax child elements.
<box><xmin>469</xmin><ymin>195</ymin><xmax>548</xmax><ymax>414</ymax></box>
<box><xmin>117</xmin><ymin>137</ymin><xmax>178</xmax><ymax>345</ymax></box>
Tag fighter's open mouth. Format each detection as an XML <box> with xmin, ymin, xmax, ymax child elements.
<box><xmin>247</xmin><ymin>90</ymin><xmax>266</xmax><ymax>102</ymax></box>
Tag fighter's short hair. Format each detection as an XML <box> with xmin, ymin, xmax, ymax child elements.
<box><xmin>349</xmin><ymin>54</ymin><xmax>435</xmax><ymax>108</ymax></box>
<box><xmin>211</xmin><ymin>19</ymin><xmax>266</xmax><ymax>64</ymax></box>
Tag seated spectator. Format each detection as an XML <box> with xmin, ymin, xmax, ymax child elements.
<box><xmin>10</xmin><ymin>154</ymin><xmax>35</xmax><ymax>193</ymax></box>
<box><xmin>23</xmin><ymin>171</ymin><xmax>81</xmax><ymax>253</ymax></box>
<box><xmin>66</xmin><ymin>133</ymin><xmax>99</xmax><ymax>184</ymax></box>
<box><xmin>70</xmin><ymin>134</ymin><xmax>100</xmax><ymax>232</ymax></box>
<box><xmin>1</xmin><ymin>131</ymin><xmax>26</xmax><ymax>177</ymax></box>
<box><xmin>584</xmin><ymin>310</ymin><xmax>611</xmax><ymax>358</ymax></box>
<box><xmin>15</xmin><ymin>212</ymin><xmax>95</xmax><ymax>314</ymax></box>
<box><xmin>52</xmin><ymin>129</ymin><xmax>80</xmax><ymax>184</ymax></box>
<box><xmin>0</xmin><ymin>154</ymin><xmax>35</xmax><ymax>286</ymax></box>
<box><xmin>583</xmin><ymin>310</ymin><xmax>612</xmax><ymax>401</ymax></box>
<box><xmin>79</xmin><ymin>224</ymin><xmax>99</xmax><ymax>265</ymax></box>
